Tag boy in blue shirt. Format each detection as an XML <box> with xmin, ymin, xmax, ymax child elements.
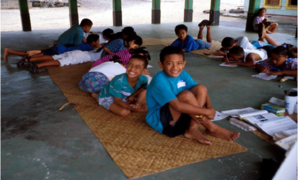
<box><xmin>146</xmin><ymin>46</ymin><xmax>240</xmax><ymax>145</ymax></box>
<box><xmin>170</xmin><ymin>21</ymin><xmax>213</xmax><ymax>52</ymax></box>
<box><xmin>92</xmin><ymin>55</ymin><xmax>148</xmax><ymax>117</ymax></box>
<box><xmin>57</xmin><ymin>18</ymin><xmax>93</xmax><ymax>46</ymax></box>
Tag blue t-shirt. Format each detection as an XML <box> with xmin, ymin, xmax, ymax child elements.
<box><xmin>98</xmin><ymin>73</ymin><xmax>148</xmax><ymax>99</ymax></box>
<box><xmin>170</xmin><ymin>35</ymin><xmax>199</xmax><ymax>52</ymax></box>
<box><xmin>57</xmin><ymin>25</ymin><xmax>85</xmax><ymax>46</ymax></box>
<box><xmin>146</xmin><ymin>70</ymin><xmax>198</xmax><ymax>133</ymax></box>
<box><xmin>101</xmin><ymin>39</ymin><xmax>126</xmax><ymax>58</ymax></box>
<box><xmin>57</xmin><ymin>43</ymin><xmax>93</xmax><ymax>54</ymax></box>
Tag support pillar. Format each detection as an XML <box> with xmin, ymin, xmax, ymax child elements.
<box><xmin>209</xmin><ymin>0</ymin><xmax>220</xmax><ymax>26</ymax></box>
<box><xmin>184</xmin><ymin>0</ymin><xmax>193</xmax><ymax>22</ymax></box>
<box><xmin>245</xmin><ymin>0</ymin><xmax>261</xmax><ymax>32</ymax></box>
<box><xmin>152</xmin><ymin>0</ymin><xmax>160</xmax><ymax>24</ymax></box>
<box><xmin>18</xmin><ymin>0</ymin><xmax>31</xmax><ymax>31</ymax></box>
<box><xmin>113</xmin><ymin>0</ymin><xmax>122</xmax><ymax>26</ymax></box>
<box><xmin>69</xmin><ymin>0</ymin><xmax>79</xmax><ymax>26</ymax></box>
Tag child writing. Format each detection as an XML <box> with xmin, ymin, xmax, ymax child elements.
<box><xmin>109</xmin><ymin>26</ymin><xmax>136</xmax><ymax>41</ymax></box>
<box><xmin>146</xmin><ymin>46</ymin><xmax>240</xmax><ymax>145</ymax></box>
<box><xmin>253</xmin><ymin>8</ymin><xmax>278</xmax><ymax>34</ymax></box>
<box><xmin>255</xmin><ymin>45</ymin><xmax>297</xmax><ymax>77</ymax></box>
<box><xmin>92</xmin><ymin>55</ymin><xmax>149</xmax><ymax>117</ymax></box>
<box><xmin>57</xmin><ymin>18</ymin><xmax>93</xmax><ymax>46</ymax></box>
<box><xmin>170</xmin><ymin>20</ymin><xmax>213</xmax><ymax>52</ymax></box>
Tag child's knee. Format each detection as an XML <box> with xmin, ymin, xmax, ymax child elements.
<box><xmin>119</xmin><ymin>109</ymin><xmax>131</xmax><ymax>117</ymax></box>
<box><xmin>177</xmin><ymin>90</ymin><xmax>194</xmax><ymax>101</ymax></box>
<box><xmin>197</xmin><ymin>84</ymin><xmax>208</xmax><ymax>93</ymax></box>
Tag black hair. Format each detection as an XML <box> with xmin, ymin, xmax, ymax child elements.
<box><xmin>80</xmin><ymin>18</ymin><xmax>93</xmax><ymax>27</ymax></box>
<box><xmin>122</xmin><ymin>26</ymin><xmax>136</xmax><ymax>37</ymax></box>
<box><xmin>258</xmin><ymin>7</ymin><xmax>266</xmax><ymax>14</ymax></box>
<box><xmin>109</xmin><ymin>55</ymin><xmax>123</xmax><ymax>65</ymax></box>
<box><xmin>87</xmin><ymin>34</ymin><xmax>99</xmax><ymax>44</ymax></box>
<box><xmin>159</xmin><ymin>46</ymin><xmax>184</xmax><ymax>63</ymax></box>
<box><xmin>221</xmin><ymin>37</ymin><xmax>236</xmax><ymax>48</ymax></box>
<box><xmin>229</xmin><ymin>46</ymin><xmax>244</xmax><ymax>56</ymax></box>
<box><xmin>129</xmin><ymin>55</ymin><xmax>148</xmax><ymax>69</ymax></box>
<box><xmin>102</xmin><ymin>28</ymin><xmax>114</xmax><ymax>40</ymax></box>
<box><xmin>174</xmin><ymin>24</ymin><xmax>188</xmax><ymax>35</ymax></box>
<box><xmin>129</xmin><ymin>47</ymin><xmax>151</xmax><ymax>60</ymax></box>
<box><xmin>124</xmin><ymin>35</ymin><xmax>143</xmax><ymax>46</ymax></box>
<box><xmin>271</xmin><ymin>45</ymin><xmax>291</xmax><ymax>57</ymax></box>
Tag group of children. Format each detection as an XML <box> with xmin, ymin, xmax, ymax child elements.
<box><xmin>3</xmin><ymin>14</ymin><xmax>297</xmax><ymax>145</ymax></box>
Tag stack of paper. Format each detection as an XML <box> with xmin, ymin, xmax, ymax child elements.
<box><xmin>219</xmin><ymin>62</ymin><xmax>238</xmax><ymax>67</ymax></box>
<box><xmin>252</xmin><ymin>73</ymin><xmax>278</xmax><ymax>80</ymax></box>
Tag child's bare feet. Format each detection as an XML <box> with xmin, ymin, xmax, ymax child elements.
<box><xmin>27</xmin><ymin>50</ymin><xmax>41</xmax><ymax>56</ymax></box>
<box><xmin>184</xmin><ymin>128</ymin><xmax>212</xmax><ymax>145</ymax></box>
<box><xmin>205</xmin><ymin>123</ymin><xmax>240</xmax><ymax>141</ymax></box>
<box><xmin>3</xmin><ymin>48</ymin><xmax>10</xmax><ymax>61</ymax></box>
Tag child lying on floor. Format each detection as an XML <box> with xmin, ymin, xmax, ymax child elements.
<box><xmin>225</xmin><ymin>46</ymin><xmax>268</xmax><ymax>67</ymax></box>
<box><xmin>146</xmin><ymin>46</ymin><xmax>240</xmax><ymax>144</ymax></box>
<box><xmin>255</xmin><ymin>45</ymin><xmax>297</xmax><ymax>77</ymax></box>
<box><xmin>92</xmin><ymin>55</ymin><xmax>149</xmax><ymax>117</ymax></box>
<box><xmin>79</xmin><ymin>48</ymin><xmax>152</xmax><ymax>93</ymax></box>
<box><xmin>170</xmin><ymin>20</ymin><xmax>213</xmax><ymax>52</ymax></box>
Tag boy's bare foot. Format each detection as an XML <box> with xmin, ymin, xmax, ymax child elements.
<box><xmin>198</xmin><ymin>19</ymin><xmax>209</xmax><ymax>27</ymax></box>
<box><xmin>205</xmin><ymin>123</ymin><xmax>240</xmax><ymax>141</ymax></box>
<box><xmin>27</xmin><ymin>50</ymin><xmax>41</xmax><ymax>56</ymax></box>
<box><xmin>3</xmin><ymin>48</ymin><xmax>10</xmax><ymax>61</ymax></box>
<box><xmin>184</xmin><ymin>128</ymin><xmax>212</xmax><ymax>145</ymax></box>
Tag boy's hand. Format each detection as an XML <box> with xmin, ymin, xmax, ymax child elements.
<box><xmin>194</xmin><ymin>115</ymin><xmax>210</xmax><ymax>124</ymax></box>
<box><xmin>260</xmin><ymin>66</ymin><xmax>270</xmax><ymax>73</ymax></box>
<box><xmin>142</xmin><ymin>69</ymin><xmax>150</xmax><ymax>75</ymax></box>
<box><xmin>226</xmin><ymin>62</ymin><xmax>237</xmax><ymax>65</ymax></box>
<box><xmin>130</xmin><ymin>103</ymin><xmax>141</xmax><ymax>109</ymax></box>
<box><xmin>267</xmin><ymin>71</ymin><xmax>283</xmax><ymax>76</ymax></box>
<box><xmin>206</xmin><ymin>107</ymin><xmax>216</xmax><ymax>119</ymax></box>
<box><xmin>224</xmin><ymin>54</ymin><xmax>229</xmax><ymax>62</ymax></box>
<box><xmin>214</xmin><ymin>50</ymin><xmax>225</xmax><ymax>56</ymax></box>
<box><xmin>127</xmin><ymin>95</ymin><xmax>136</xmax><ymax>103</ymax></box>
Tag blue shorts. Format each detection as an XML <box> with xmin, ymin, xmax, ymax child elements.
<box><xmin>195</xmin><ymin>39</ymin><xmax>211</xmax><ymax>49</ymax></box>
<box><xmin>43</xmin><ymin>46</ymin><xmax>59</xmax><ymax>56</ymax></box>
<box><xmin>251</xmin><ymin>40</ymin><xmax>275</xmax><ymax>49</ymax></box>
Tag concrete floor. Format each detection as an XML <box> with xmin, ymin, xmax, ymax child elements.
<box><xmin>1</xmin><ymin>22</ymin><xmax>297</xmax><ymax>180</ymax></box>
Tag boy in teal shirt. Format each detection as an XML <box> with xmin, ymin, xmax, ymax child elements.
<box><xmin>93</xmin><ymin>55</ymin><xmax>148</xmax><ymax>117</ymax></box>
<box><xmin>146</xmin><ymin>46</ymin><xmax>240</xmax><ymax>145</ymax></box>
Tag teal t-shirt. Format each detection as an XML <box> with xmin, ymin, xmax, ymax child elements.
<box><xmin>57</xmin><ymin>25</ymin><xmax>84</xmax><ymax>46</ymax></box>
<box><xmin>98</xmin><ymin>73</ymin><xmax>148</xmax><ymax>99</ymax></box>
<box><xmin>146</xmin><ymin>70</ymin><xmax>198</xmax><ymax>133</ymax></box>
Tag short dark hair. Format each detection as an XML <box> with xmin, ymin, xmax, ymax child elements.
<box><xmin>221</xmin><ymin>37</ymin><xmax>235</xmax><ymax>48</ymax></box>
<box><xmin>80</xmin><ymin>18</ymin><xmax>93</xmax><ymax>27</ymax></box>
<box><xmin>159</xmin><ymin>46</ymin><xmax>184</xmax><ymax>63</ymax></box>
<box><xmin>129</xmin><ymin>54</ymin><xmax>148</xmax><ymax>69</ymax></box>
<box><xmin>102</xmin><ymin>28</ymin><xmax>114</xmax><ymax>39</ymax></box>
<box><xmin>271</xmin><ymin>45</ymin><xmax>290</xmax><ymax>57</ymax></box>
<box><xmin>258</xmin><ymin>7</ymin><xmax>266</xmax><ymax>14</ymax></box>
<box><xmin>130</xmin><ymin>47</ymin><xmax>151</xmax><ymax>60</ymax></box>
<box><xmin>175</xmin><ymin>24</ymin><xmax>188</xmax><ymax>35</ymax></box>
<box><xmin>122</xmin><ymin>26</ymin><xmax>136</xmax><ymax>37</ymax></box>
<box><xmin>125</xmin><ymin>35</ymin><xmax>143</xmax><ymax>46</ymax></box>
<box><xmin>87</xmin><ymin>34</ymin><xmax>99</xmax><ymax>44</ymax></box>
<box><xmin>109</xmin><ymin>55</ymin><xmax>123</xmax><ymax>65</ymax></box>
<box><xmin>229</xmin><ymin>46</ymin><xmax>244</xmax><ymax>56</ymax></box>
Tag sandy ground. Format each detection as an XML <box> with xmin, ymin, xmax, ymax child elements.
<box><xmin>1</xmin><ymin>0</ymin><xmax>239</xmax><ymax>31</ymax></box>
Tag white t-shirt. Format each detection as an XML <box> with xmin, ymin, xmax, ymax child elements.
<box><xmin>243</xmin><ymin>49</ymin><xmax>268</xmax><ymax>63</ymax></box>
<box><xmin>89</xmin><ymin>61</ymin><xmax>126</xmax><ymax>81</ymax></box>
<box><xmin>88</xmin><ymin>49</ymin><xmax>103</xmax><ymax>62</ymax></box>
<box><xmin>235</xmin><ymin>36</ymin><xmax>256</xmax><ymax>50</ymax></box>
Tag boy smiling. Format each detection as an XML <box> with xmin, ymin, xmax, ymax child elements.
<box><xmin>146</xmin><ymin>46</ymin><xmax>240</xmax><ymax>144</ymax></box>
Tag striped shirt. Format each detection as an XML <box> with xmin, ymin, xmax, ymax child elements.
<box><xmin>91</xmin><ymin>49</ymin><xmax>131</xmax><ymax>68</ymax></box>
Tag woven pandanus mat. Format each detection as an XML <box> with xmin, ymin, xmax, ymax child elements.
<box><xmin>47</xmin><ymin>63</ymin><xmax>247</xmax><ymax>179</ymax></box>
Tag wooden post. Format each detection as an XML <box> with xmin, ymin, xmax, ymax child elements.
<box><xmin>68</xmin><ymin>0</ymin><xmax>79</xmax><ymax>26</ymax></box>
<box><xmin>18</xmin><ymin>0</ymin><xmax>31</xmax><ymax>31</ymax></box>
<box><xmin>184</xmin><ymin>0</ymin><xmax>193</xmax><ymax>22</ymax></box>
<box><xmin>152</xmin><ymin>0</ymin><xmax>160</xmax><ymax>24</ymax></box>
<box><xmin>245</xmin><ymin>0</ymin><xmax>261</xmax><ymax>32</ymax></box>
<box><xmin>209</xmin><ymin>0</ymin><xmax>220</xmax><ymax>26</ymax></box>
<box><xmin>113</xmin><ymin>0</ymin><xmax>122</xmax><ymax>26</ymax></box>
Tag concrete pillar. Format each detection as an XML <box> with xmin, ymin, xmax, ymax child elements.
<box><xmin>113</xmin><ymin>0</ymin><xmax>122</xmax><ymax>26</ymax></box>
<box><xmin>18</xmin><ymin>0</ymin><xmax>31</xmax><ymax>31</ymax></box>
<box><xmin>152</xmin><ymin>0</ymin><xmax>160</xmax><ymax>24</ymax></box>
<box><xmin>209</xmin><ymin>0</ymin><xmax>220</xmax><ymax>26</ymax></box>
<box><xmin>68</xmin><ymin>0</ymin><xmax>79</xmax><ymax>26</ymax></box>
<box><xmin>184</xmin><ymin>0</ymin><xmax>193</xmax><ymax>22</ymax></box>
<box><xmin>245</xmin><ymin>0</ymin><xmax>261</xmax><ymax>32</ymax></box>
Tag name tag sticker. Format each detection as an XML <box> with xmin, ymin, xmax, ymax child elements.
<box><xmin>121</xmin><ymin>91</ymin><xmax>132</xmax><ymax>96</ymax></box>
<box><xmin>177</xmin><ymin>81</ymin><xmax>186</xmax><ymax>88</ymax></box>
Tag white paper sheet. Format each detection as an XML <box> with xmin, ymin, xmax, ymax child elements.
<box><xmin>252</xmin><ymin>73</ymin><xmax>277</xmax><ymax>80</ymax></box>
<box><xmin>219</xmin><ymin>62</ymin><xmax>238</xmax><ymax>67</ymax></box>
<box><xmin>208</xmin><ymin>55</ymin><xmax>224</xmax><ymax>59</ymax></box>
<box><xmin>269</xmin><ymin>97</ymin><xmax>285</xmax><ymax>107</ymax></box>
<box><xmin>147</xmin><ymin>65</ymin><xmax>153</xmax><ymax>68</ymax></box>
<box><xmin>222</xmin><ymin>107</ymin><xmax>256</xmax><ymax>117</ymax></box>
<box><xmin>244</xmin><ymin>113</ymin><xmax>277</xmax><ymax>125</ymax></box>
<box><xmin>275</xmin><ymin>134</ymin><xmax>297</xmax><ymax>150</ymax></box>
<box><xmin>211</xmin><ymin>111</ymin><xmax>229</xmax><ymax>121</ymax></box>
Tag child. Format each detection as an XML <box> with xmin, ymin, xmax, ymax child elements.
<box><xmin>93</xmin><ymin>55</ymin><xmax>149</xmax><ymax>117</ymax></box>
<box><xmin>255</xmin><ymin>46</ymin><xmax>297</xmax><ymax>77</ymax></box>
<box><xmin>225</xmin><ymin>46</ymin><xmax>268</xmax><ymax>67</ymax></box>
<box><xmin>110</xmin><ymin>26</ymin><xmax>136</xmax><ymax>41</ymax></box>
<box><xmin>253</xmin><ymin>8</ymin><xmax>278</xmax><ymax>34</ymax></box>
<box><xmin>146</xmin><ymin>46</ymin><xmax>240</xmax><ymax>145</ymax></box>
<box><xmin>99</xmin><ymin>34</ymin><xmax>142</xmax><ymax>60</ymax></box>
<box><xmin>84</xmin><ymin>28</ymin><xmax>113</xmax><ymax>45</ymax></box>
<box><xmin>170</xmin><ymin>21</ymin><xmax>213</xmax><ymax>52</ymax></box>
<box><xmin>57</xmin><ymin>18</ymin><xmax>93</xmax><ymax>46</ymax></box>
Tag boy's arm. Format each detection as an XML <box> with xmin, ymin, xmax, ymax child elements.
<box><xmin>82</xmin><ymin>38</ymin><xmax>87</xmax><ymax>43</ymax></box>
<box><xmin>268</xmin><ymin>70</ymin><xmax>297</xmax><ymax>76</ymax></box>
<box><xmin>168</xmin><ymin>99</ymin><xmax>215</xmax><ymax>119</ymax></box>
<box><xmin>227</xmin><ymin>53</ymin><xmax>261</xmax><ymax>67</ymax></box>
<box><xmin>114</xmin><ymin>97</ymin><xmax>131</xmax><ymax>109</ymax></box>
<box><xmin>104</xmin><ymin>46</ymin><xmax>114</xmax><ymax>55</ymax></box>
<box><xmin>255</xmin><ymin>63</ymin><xmax>270</xmax><ymax>73</ymax></box>
<box><xmin>127</xmin><ymin>87</ymin><xmax>145</xmax><ymax>103</ymax></box>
